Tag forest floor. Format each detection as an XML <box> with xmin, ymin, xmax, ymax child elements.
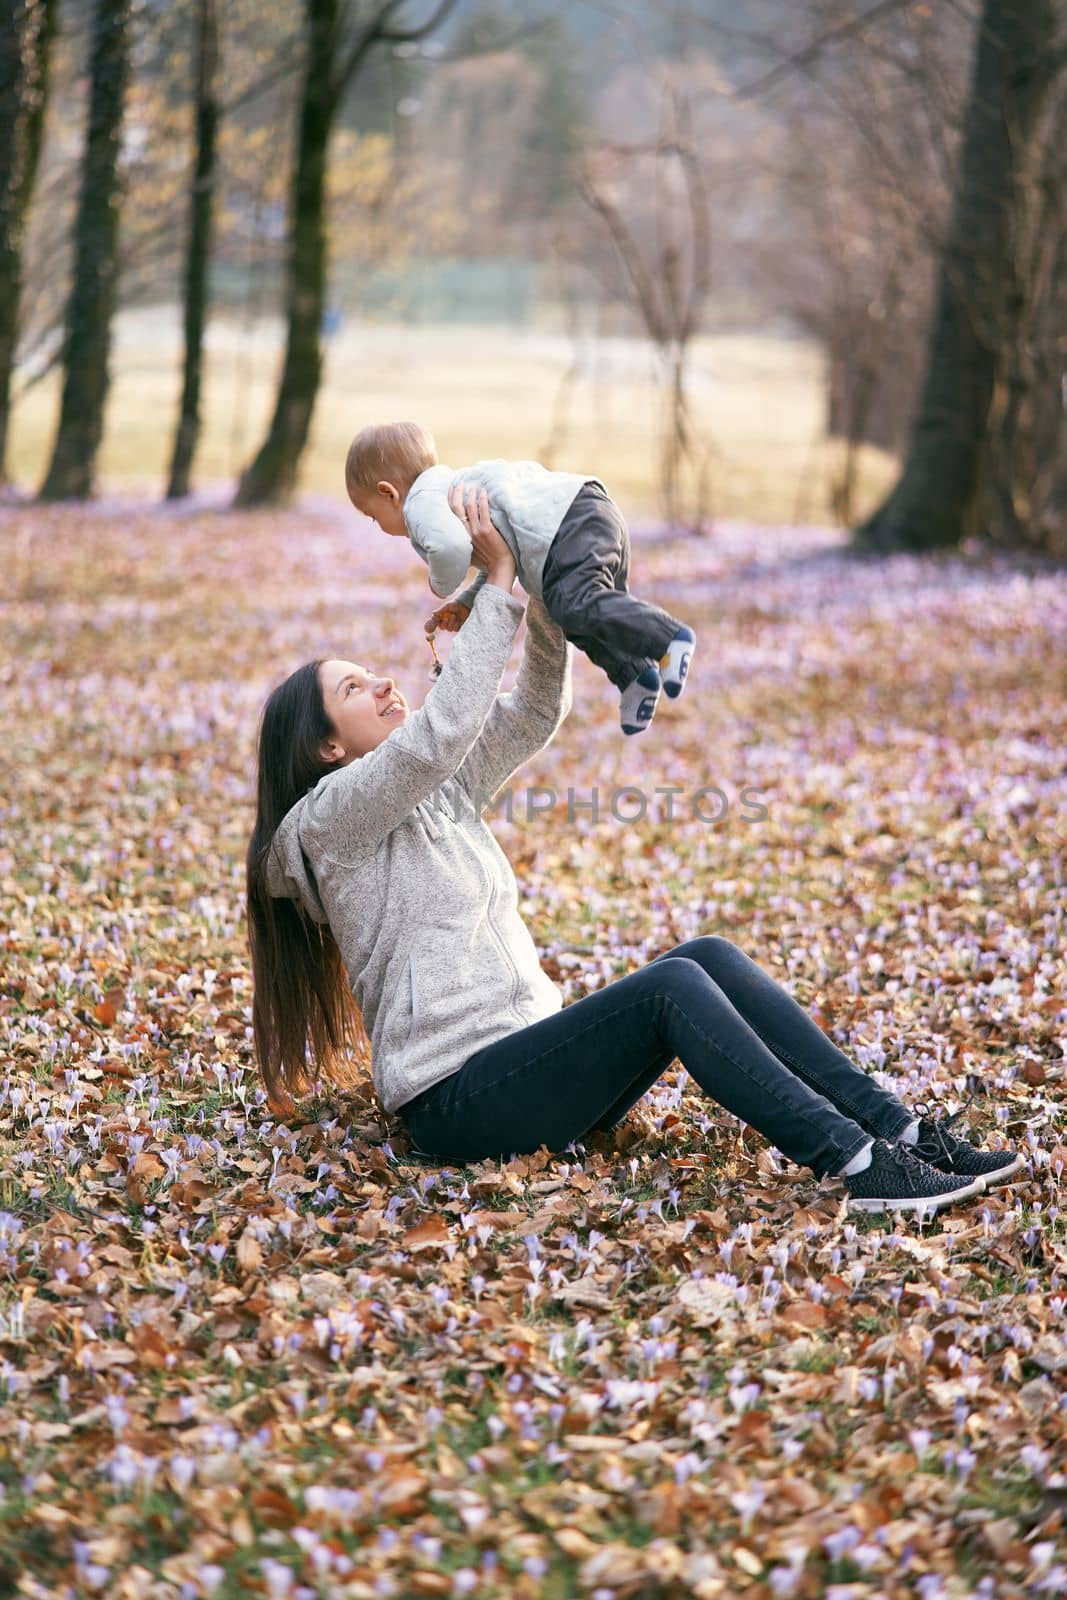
<box><xmin>1</xmin><ymin>503</ymin><xmax>1065</xmax><ymax>1599</ymax></box>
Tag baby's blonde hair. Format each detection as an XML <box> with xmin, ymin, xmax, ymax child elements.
<box><xmin>345</xmin><ymin>421</ymin><xmax>437</xmax><ymax>500</ymax></box>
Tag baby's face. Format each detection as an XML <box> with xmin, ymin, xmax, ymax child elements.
<box><xmin>351</xmin><ymin>480</ymin><xmax>408</xmax><ymax>538</ymax></box>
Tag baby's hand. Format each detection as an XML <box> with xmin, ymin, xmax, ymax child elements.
<box><xmin>425</xmin><ymin>601</ymin><xmax>471</xmax><ymax>634</ymax></box>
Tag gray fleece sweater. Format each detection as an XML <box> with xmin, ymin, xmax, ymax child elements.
<box><xmin>266</xmin><ymin>582</ymin><xmax>574</xmax><ymax>1114</ymax></box>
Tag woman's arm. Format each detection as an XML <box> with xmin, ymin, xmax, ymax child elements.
<box><xmin>453</xmin><ymin>596</ymin><xmax>574</xmax><ymax>808</ymax></box>
<box><xmin>304</xmin><ymin>574</ymin><xmax>524</xmax><ymax>857</ymax></box>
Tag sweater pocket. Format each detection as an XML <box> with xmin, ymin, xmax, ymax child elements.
<box><xmin>404</xmin><ymin>932</ymin><xmax>478</xmax><ymax>1058</ymax></box>
<box><xmin>378</xmin><ymin>950</ymin><xmax>415</xmax><ymax>1064</ymax></box>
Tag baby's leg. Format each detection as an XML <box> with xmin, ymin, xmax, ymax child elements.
<box><xmin>559</xmin><ymin>621</ymin><xmax>656</xmax><ymax>693</ymax></box>
<box><xmin>552</xmin><ymin>615</ymin><xmax>661</xmax><ymax>736</ymax></box>
<box><xmin>614</xmin><ymin>509</ymin><xmax>695</xmax><ymax>699</ymax></box>
<box><xmin>542</xmin><ymin>487</ymin><xmax>691</xmax><ymax>690</ymax></box>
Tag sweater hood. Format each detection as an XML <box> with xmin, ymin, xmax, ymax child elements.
<box><xmin>265</xmin><ymin>798</ymin><xmax>329</xmax><ymax>925</ymax></box>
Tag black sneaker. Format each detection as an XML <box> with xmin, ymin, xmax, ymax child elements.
<box><xmin>907</xmin><ymin>1106</ymin><xmax>1025</xmax><ymax>1189</ymax></box>
<box><xmin>843</xmin><ymin>1139</ymin><xmax>985</xmax><ymax>1214</ymax></box>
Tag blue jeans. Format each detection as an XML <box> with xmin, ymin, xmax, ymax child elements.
<box><xmin>396</xmin><ymin>935</ymin><xmax>914</xmax><ymax>1177</ymax></box>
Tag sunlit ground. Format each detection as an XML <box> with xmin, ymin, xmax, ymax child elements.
<box><xmin>7</xmin><ymin>309</ymin><xmax>897</xmax><ymax>525</ymax></box>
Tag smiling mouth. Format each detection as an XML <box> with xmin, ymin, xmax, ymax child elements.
<box><xmin>381</xmin><ymin>702</ymin><xmax>405</xmax><ymax>717</ymax></box>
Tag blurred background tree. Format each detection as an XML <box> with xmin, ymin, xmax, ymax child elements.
<box><xmin>0</xmin><ymin>0</ymin><xmax>57</xmax><ymax>485</ymax></box>
<box><xmin>232</xmin><ymin>0</ymin><xmax>461</xmax><ymax>508</ymax></box>
<box><xmin>856</xmin><ymin>0</ymin><xmax>1063</xmax><ymax>552</ymax></box>
<box><xmin>166</xmin><ymin>0</ymin><xmax>218</xmax><ymax>500</ymax></box>
<box><xmin>38</xmin><ymin>0</ymin><xmax>130</xmax><ymax>500</ymax></box>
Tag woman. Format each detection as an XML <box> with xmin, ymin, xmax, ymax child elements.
<box><xmin>246</xmin><ymin>486</ymin><xmax>1022</xmax><ymax>1214</ymax></box>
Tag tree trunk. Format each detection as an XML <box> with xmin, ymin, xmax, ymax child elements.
<box><xmin>232</xmin><ymin>0</ymin><xmax>338</xmax><ymax>508</ymax></box>
<box><xmin>0</xmin><ymin>0</ymin><xmax>57</xmax><ymax>482</ymax></box>
<box><xmin>855</xmin><ymin>0</ymin><xmax>1059</xmax><ymax>552</ymax></box>
<box><xmin>986</xmin><ymin>80</ymin><xmax>1067</xmax><ymax>555</ymax></box>
<box><xmin>38</xmin><ymin>0</ymin><xmax>130</xmax><ymax>502</ymax></box>
<box><xmin>166</xmin><ymin>0</ymin><xmax>219</xmax><ymax>500</ymax></box>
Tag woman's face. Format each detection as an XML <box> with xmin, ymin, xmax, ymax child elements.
<box><xmin>318</xmin><ymin>657</ymin><xmax>410</xmax><ymax>764</ymax></box>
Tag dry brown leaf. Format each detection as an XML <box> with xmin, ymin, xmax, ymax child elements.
<box><xmin>779</xmin><ymin>1299</ymin><xmax>827</xmax><ymax>1330</ymax></box>
<box><xmin>553</xmin><ymin>1527</ymin><xmax>600</xmax><ymax>1558</ymax></box>
<box><xmin>236</xmin><ymin>1231</ymin><xmax>263</xmax><ymax>1274</ymax></box>
<box><xmin>401</xmin><ymin>1215</ymin><xmax>452</xmax><ymax>1250</ymax></box>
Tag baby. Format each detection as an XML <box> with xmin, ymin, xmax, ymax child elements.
<box><xmin>345</xmin><ymin>420</ymin><xmax>696</xmax><ymax>735</ymax></box>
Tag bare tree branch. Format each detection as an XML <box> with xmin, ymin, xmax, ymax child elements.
<box><xmin>381</xmin><ymin>0</ymin><xmax>467</xmax><ymax>44</ymax></box>
<box><xmin>576</xmin><ymin>167</ymin><xmax>668</xmax><ymax>345</ymax></box>
<box><xmin>338</xmin><ymin>0</ymin><xmax>460</xmax><ymax>91</ymax></box>
<box><xmin>222</xmin><ymin>52</ymin><xmax>302</xmax><ymax>119</ymax></box>
<box><xmin>675</xmin><ymin>96</ymin><xmax>711</xmax><ymax>340</ymax></box>
<box><xmin>725</xmin><ymin>0</ymin><xmax>919</xmax><ymax>101</ymax></box>
<box><xmin>11</xmin><ymin>336</ymin><xmax>63</xmax><ymax>404</ymax></box>
<box><xmin>430</xmin><ymin>15</ymin><xmax>556</xmax><ymax>64</ymax></box>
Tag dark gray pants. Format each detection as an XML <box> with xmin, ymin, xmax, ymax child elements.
<box><xmin>540</xmin><ymin>484</ymin><xmax>684</xmax><ymax>691</ymax></box>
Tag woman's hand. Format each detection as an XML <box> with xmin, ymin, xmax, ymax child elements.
<box><xmin>449</xmin><ymin>480</ymin><xmax>516</xmax><ymax>585</ymax></box>
<box><xmin>425</xmin><ymin>600</ymin><xmax>470</xmax><ymax>634</ymax></box>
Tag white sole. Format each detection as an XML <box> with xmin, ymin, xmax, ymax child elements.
<box><xmin>975</xmin><ymin>1153</ymin><xmax>1026</xmax><ymax>1187</ymax></box>
<box><xmin>847</xmin><ymin>1172</ymin><xmax>987</xmax><ymax>1214</ymax></box>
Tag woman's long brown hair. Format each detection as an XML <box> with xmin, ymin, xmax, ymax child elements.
<box><xmin>246</xmin><ymin>660</ymin><xmax>368</xmax><ymax>1109</ymax></box>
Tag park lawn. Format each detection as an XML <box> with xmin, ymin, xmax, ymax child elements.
<box><xmin>6</xmin><ymin>311</ymin><xmax>898</xmax><ymax>526</ymax></box>
<box><xmin>0</xmin><ymin>502</ymin><xmax>1064</xmax><ymax>1599</ymax></box>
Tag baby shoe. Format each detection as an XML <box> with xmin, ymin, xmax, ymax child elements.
<box><xmin>620</xmin><ymin>666</ymin><xmax>661</xmax><ymax>735</ymax></box>
<box><xmin>660</xmin><ymin>625</ymin><xmax>696</xmax><ymax>699</ymax></box>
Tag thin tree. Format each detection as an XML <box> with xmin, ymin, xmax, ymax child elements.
<box><xmin>233</xmin><ymin>0</ymin><xmax>459</xmax><ymax>509</ymax></box>
<box><xmin>577</xmin><ymin>88</ymin><xmax>714</xmax><ymax>534</ymax></box>
<box><xmin>0</xmin><ymin>0</ymin><xmax>57</xmax><ymax>484</ymax></box>
<box><xmin>855</xmin><ymin>0</ymin><xmax>1060</xmax><ymax>551</ymax></box>
<box><xmin>166</xmin><ymin>0</ymin><xmax>219</xmax><ymax>500</ymax></box>
<box><xmin>38</xmin><ymin>0</ymin><xmax>131</xmax><ymax>501</ymax></box>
